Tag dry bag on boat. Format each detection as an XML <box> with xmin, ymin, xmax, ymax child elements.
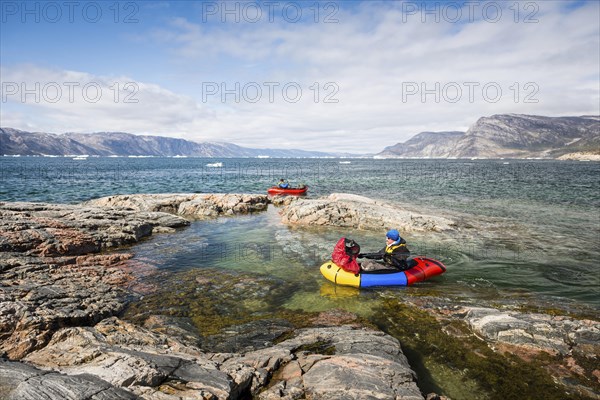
<box><xmin>331</xmin><ymin>237</ymin><xmax>361</xmax><ymax>274</ymax></box>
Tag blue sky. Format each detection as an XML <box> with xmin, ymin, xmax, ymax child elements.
<box><xmin>1</xmin><ymin>0</ymin><xmax>599</xmax><ymax>153</ymax></box>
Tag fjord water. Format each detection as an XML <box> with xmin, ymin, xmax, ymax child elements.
<box><xmin>1</xmin><ymin>156</ymin><xmax>598</xmax><ymax>310</ymax></box>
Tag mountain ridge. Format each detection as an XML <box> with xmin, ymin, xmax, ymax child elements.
<box><xmin>377</xmin><ymin>114</ymin><xmax>600</xmax><ymax>159</ymax></box>
<box><xmin>3</xmin><ymin>113</ymin><xmax>599</xmax><ymax>159</ymax></box>
<box><xmin>0</xmin><ymin>128</ymin><xmax>341</xmax><ymax>158</ymax></box>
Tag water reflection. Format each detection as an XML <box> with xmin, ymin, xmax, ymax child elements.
<box><xmin>319</xmin><ymin>281</ymin><xmax>361</xmax><ymax>299</ymax></box>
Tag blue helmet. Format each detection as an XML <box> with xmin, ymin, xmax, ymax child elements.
<box><xmin>386</xmin><ymin>229</ymin><xmax>400</xmax><ymax>241</ymax></box>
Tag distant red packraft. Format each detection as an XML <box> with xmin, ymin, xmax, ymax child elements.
<box><xmin>331</xmin><ymin>237</ymin><xmax>361</xmax><ymax>274</ymax></box>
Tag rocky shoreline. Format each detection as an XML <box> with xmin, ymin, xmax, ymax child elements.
<box><xmin>1</xmin><ymin>194</ymin><xmax>598</xmax><ymax>399</ymax></box>
<box><xmin>557</xmin><ymin>152</ymin><xmax>600</xmax><ymax>161</ymax></box>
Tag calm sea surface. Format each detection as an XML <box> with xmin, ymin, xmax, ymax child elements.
<box><xmin>1</xmin><ymin>156</ymin><xmax>598</xmax><ymax>308</ymax></box>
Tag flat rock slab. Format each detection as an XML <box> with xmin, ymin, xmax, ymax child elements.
<box><xmin>0</xmin><ymin>359</ymin><xmax>139</xmax><ymax>400</ymax></box>
<box><xmin>84</xmin><ymin>193</ymin><xmax>269</xmax><ymax>218</ymax></box>
<box><xmin>0</xmin><ymin>201</ymin><xmax>190</xmax><ymax>255</ymax></box>
<box><xmin>0</xmin><ymin>201</ymin><xmax>189</xmax><ymax>359</ymax></box>
<box><xmin>279</xmin><ymin>193</ymin><xmax>457</xmax><ymax>232</ymax></box>
<box><xmin>463</xmin><ymin>307</ymin><xmax>600</xmax><ymax>356</ymax></box>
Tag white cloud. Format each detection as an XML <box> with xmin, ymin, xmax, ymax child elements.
<box><xmin>1</xmin><ymin>1</ymin><xmax>598</xmax><ymax>153</ymax></box>
<box><xmin>0</xmin><ymin>64</ymin><xmax>214</xmax><ymax>136</ymax></box>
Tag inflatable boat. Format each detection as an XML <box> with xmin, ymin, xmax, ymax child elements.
<box><xmin>320</xmin><ymin>257</ymin><xmax>446</xmax><ymax>288</ymax></box>
<box><xmin>267</xmin><ymin>186</ymin><xmax>308</xmax><ymax>195</ymax></box>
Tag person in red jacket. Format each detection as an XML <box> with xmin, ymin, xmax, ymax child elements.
<box><xmin>358</xmin><ymin>229</ymin><xmax>410</xmax><ymax>272</ymax></box>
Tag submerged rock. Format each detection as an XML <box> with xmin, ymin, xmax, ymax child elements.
<box><xmin>201</xmin><ymin>319</ymin><xmax>295</xmax><ymax>354</ymax></box>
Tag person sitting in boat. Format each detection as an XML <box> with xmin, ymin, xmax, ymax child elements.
<box><xmin>358</xmin><ymin>229</ymin><xmax>410</xmax><ymax>272</ymax></box>
<box><xmin>277</xmin><ymin>178</ymin><xmax>289</xmax><ymax>189</ymax></box>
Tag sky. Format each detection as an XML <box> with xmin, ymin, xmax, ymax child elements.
<box><xmin>1</xmin><ymin>0</ymin><xmax>599</xmax><ymax>153</ymax></box>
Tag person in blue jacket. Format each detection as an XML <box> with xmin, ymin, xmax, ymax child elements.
<box><xmin>277</xmin><ymin>178</ymin><xmax>289</xmax><ymax>188</ymax></box>
<box><xmin>358</xmin><ymin>229</ymin><xmax>410</xmax><ymax>272</ymax></box>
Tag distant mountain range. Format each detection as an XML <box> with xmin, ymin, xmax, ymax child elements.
<box><xmin>0</xmin><ymin>129</ymin><xmax>339</xmax><ymax>158</ymax></box>
<box><xmin>377</xmin><ymin>114</ymin><xmax>600</xmax><ymax>159</ymax></box>
<box><xmin>2</xmin><ymin>114</ymin><xmax>599</xmax><ymax>159</ymax></box>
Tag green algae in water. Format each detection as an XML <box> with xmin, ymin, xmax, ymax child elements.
<box><xmin>373</xmin><ymin>299</ymin><xmax>592</xmax><ymax>400</ymax></box>
<box><xmin>122</xmin><ymin>265</ymin><xmax>332</xmax><ymax>345</ymax></box>
<box><xmin>281</xmin><ymin>282</ymin><xmax>380</xmax><ymax>317</ymax></box>
<box><xmin>124</xmin><ymin>268</ymin><xmax>293</xmax><ymax>335</ymax></box>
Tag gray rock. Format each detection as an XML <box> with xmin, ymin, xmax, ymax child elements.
<box><xmin>84</xmin><ymin>193</ymin><xmax>269</xmax><ymax>219</ymax></box>
<box><xmin>463</xmin><ymin>307</ymin><xmax>600</xmax><ymax>356</ymax></box>
<box><xmin>21</xmin><ymin>318</ymin><xmax>240</xmax><ymax>399</ymax></box>
<box><xmin>12</xmin><ymin>317</ymin><xmax>424</xmax><ymax>400</ymax></box>
<box><xmin>279</xmin><ymin>193</ymin><xmax>456</xmax><ymax>232</ymax></box>
<box><xmin>171</xmin><ymin>361</ymin><xmax>234</xmax><ymax>396</ymax></box>
<box><xmin>226</xmin><ymin>326</ymin><xmax>423</xmax><ymax>400</ymax></box>
<box><xmin>0</xmin><ymin>359</ymin><xmax>139</xmax><ymax>400</ymax></box>
<box><xmin>0</xmin><ymin>201</ymin><xmax>189</xmax><ymax>255</ymax></box>
<box><xmin>0</xmin><ymin>201</ymin><xmax>188</xmax><ymax>359</ymax></box>
<box><xmin>301</xmin><ymin>354</ymin><xmax>422</xmax><ymax>400</ymax></box>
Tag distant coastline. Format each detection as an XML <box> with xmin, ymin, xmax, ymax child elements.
<box><xmin>556</xmin><ymin>151</ymin><xmax>600</xmax><ymax>161</ymax></box>
<box><xmin>2</xmin><ymin>113</ymin><xmax>599</xmax><ymax>160</ymax></box>
<box><xmin>2</xmin><ymin>154</ymin><xmax>599</xmax><ymax>161</ymax></box>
